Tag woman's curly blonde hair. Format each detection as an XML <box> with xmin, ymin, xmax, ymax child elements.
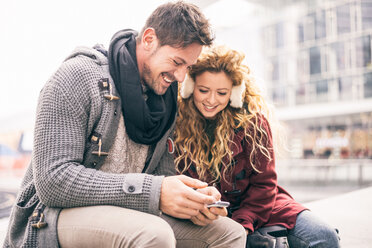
<box><xmin>175</xmin><ymin>45</ymin><xmax>274</xmax><ymax>184</ymax></box>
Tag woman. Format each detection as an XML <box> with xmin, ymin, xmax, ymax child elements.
<box><xmin>175</xmin><ymin>46</ymin><xmax>340</xmax><ymax>248</ymax></box>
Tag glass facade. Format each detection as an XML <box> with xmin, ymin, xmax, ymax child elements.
<box><xmin>355</xmin><ymin>35</ymin><xmax>371</xmax><ymax>68</ymax></box>
<box><xmin>263</xmin><ymin>0</ymin><xmax>372</xmax><ymax>106</ymax></box>
<box><xmin>338</xmin><ymin>76</ymin><xmax>353</xmax><ymax>100</ymax></box>
<box><xmin>336</xmin><ymin>3</ymin><xmax>351</xmax><ymax>35</ymax></box>
<box><xmin>262</xmin><ymin>0</ymin><xmax>372</xmax><ymax>159</ymax></box>
<box><xmin>315</xmin><ymin>10</ymin><xmax>326</xmax><ymax>40</ymax></box>
<box><xmin>309</xmin><ymin>46</ymin><xmax>321</xmax><ymax>75</ymax></box>
<box><xmin>361</xmin><ymin>0</ymin><xmax>372</xmax><ymax>30</ymax></box>
<box><xmin>315</xmin><ymin>79</ymin><xmax>328</xmax><ymax>102</ymax></box>
<box><xmin>365</xmin><ymin>72</ymin><xmax>372</xmax><ymax>98</ymax></box>
<box><xmin>330</xmin><ymin>42</ymin><xmax>346</xmax><ymax>71</ymax></box>
<box><xmin>276</xmin><ymin>22</ymin><xmax>284</xmax><ymax>48</ymax></box>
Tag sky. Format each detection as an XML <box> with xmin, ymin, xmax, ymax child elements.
<box><xmin>0</xmin><ymin>0</ymin><xmax>262</xmax><ymax>131</ymax></box>
<box><xmin>0</xmin><ymin>0</ymin><xmax>166</xmax><ymax>124</ymax></box>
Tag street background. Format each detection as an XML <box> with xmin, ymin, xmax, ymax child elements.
<box><xmin>1</xmin><ymin>0</ymin><xmax>372</xmax><ymax>247</ymax></box>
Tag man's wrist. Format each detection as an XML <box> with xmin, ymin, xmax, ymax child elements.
<box><xmin>151</xmin><ymin>175</ymin><xmax>165</xmax><ymax>215</ymax></box>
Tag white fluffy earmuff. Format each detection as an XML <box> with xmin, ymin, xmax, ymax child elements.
<box><xmin>229</xmin><ymin>81</ymin><xmax>246</xmax><ymax>108</ymax></box>
<box><xmin>180</xmin><ymin>74</ymin><xmax>195</xmax><ymax>99</ymax></box>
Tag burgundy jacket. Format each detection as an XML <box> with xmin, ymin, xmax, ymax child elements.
<box><xmin>181</xmin><ymin>118</ymin><xmax>307</xmax><ymax>232</ymax></box>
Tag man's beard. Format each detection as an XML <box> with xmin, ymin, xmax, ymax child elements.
<box><xmin>141</xmin><ymin>46</ymin><xmax>164</xmax><ymax>95</ymax></box>
<box><xmin>142</xmin><ymin>62</ymin><xmax>159</xmax><ymax>94</ymax></box>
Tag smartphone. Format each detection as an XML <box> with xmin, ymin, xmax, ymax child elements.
<box><xmin>207</xmin><ymin>200</ymin><xmax>230</xmax><ymax>208</ymax></box>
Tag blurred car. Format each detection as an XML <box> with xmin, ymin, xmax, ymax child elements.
<box><xmin>0</xmin><ymin>132</ymin><xmax>32</xmax><ymax>171</ymax></box>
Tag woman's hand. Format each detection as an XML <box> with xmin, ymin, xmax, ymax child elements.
<box><xmin>190</xmin><ymin>186</ymin><xmax>228</xmax><ymax>226</ymax></box>
<box><xmin>190</xmin><ymin>206</ymin><xmax>227</xmax><ymax>226</ymax></box>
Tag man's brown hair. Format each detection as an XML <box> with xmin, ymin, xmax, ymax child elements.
<box><xmin>139</xmin><ymin>1</ymin><xmax>214</xmax><ymax>47</ymax></box>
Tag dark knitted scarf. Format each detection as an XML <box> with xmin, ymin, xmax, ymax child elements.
<box><xmin>108</xmin><ymin>29</ymin><xmax>177</xmax><ymax>145</ymax></box>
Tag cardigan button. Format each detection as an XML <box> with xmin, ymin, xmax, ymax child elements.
<box><xmin>128</xmin><ymin>186</ymin><xmax>135</xmax><ymax>193</ymax></box>
<box><xmin>114</xmin><ymin>110</ymin><xmax>117</xmax><ymax>116</ymax></box>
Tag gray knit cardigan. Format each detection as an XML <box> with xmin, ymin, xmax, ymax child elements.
<box><xmin>3</xmin><ymin>46</ymin><xmax>176</xmax><ymax>248</ymax></box>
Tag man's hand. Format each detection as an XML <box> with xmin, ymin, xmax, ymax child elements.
<box><xmin>190</xmin><ymin>187</ymin><xmax>228</xmax><ymax>226</ymax></box>
<box><xmin>159</xmin><ymin>175</ymin><xmax>216</xmax><ymax>219</ymax></box>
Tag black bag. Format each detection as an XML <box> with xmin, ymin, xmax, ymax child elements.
<box><xmin>246</xmin><ymin>225</ymin><xmax>289</xmax><ymax>248</ymax></box>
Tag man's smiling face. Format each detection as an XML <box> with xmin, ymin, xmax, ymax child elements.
<box><xmin>142</xmin><ymin>42</ymin><xmax>202</xmax><ymax>95</ymax></box>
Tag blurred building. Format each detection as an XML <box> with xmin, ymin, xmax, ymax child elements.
<box><xmin>261</xmin><ymin>0</ymin><xmax>372</xmax><ymax>159</ymax></box>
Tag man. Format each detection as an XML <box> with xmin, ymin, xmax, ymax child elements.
<box><xmin>3</xmin><ymin>1</ymin><xmax>246</xmax><ymax>247</ymax></box>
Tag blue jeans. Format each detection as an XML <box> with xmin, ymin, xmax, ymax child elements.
<box><xmin>288</xmin><ymin>210</ymin><xmax>340</xmax><ymax>248</ymax></box>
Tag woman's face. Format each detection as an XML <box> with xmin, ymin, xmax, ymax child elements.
<box><xmin>193</xmin><ymin>71</ymin><xmax>233</xmax><ymax>119</ymax></box>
